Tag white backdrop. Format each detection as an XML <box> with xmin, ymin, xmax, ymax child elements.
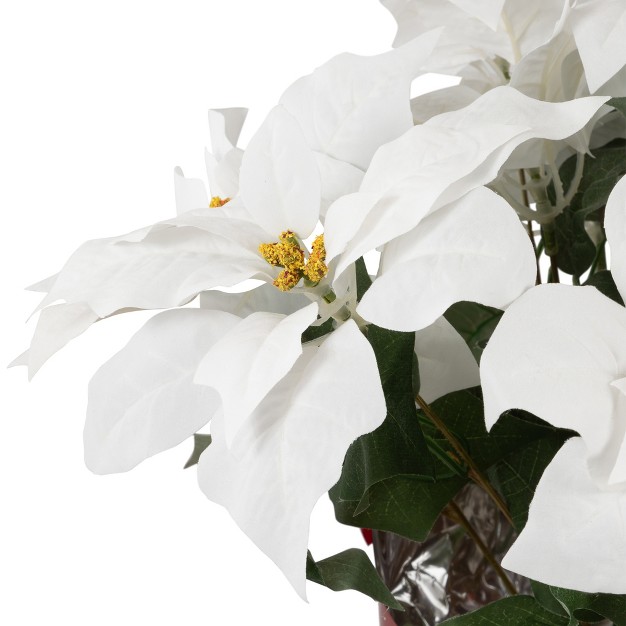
<box><xmin>0</xmin><ymin>2</ymin><xmax>426</xmax><ymax>624</ymax></box>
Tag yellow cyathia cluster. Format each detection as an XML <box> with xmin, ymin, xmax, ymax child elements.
<box><xmin>302</xmin><ymin>234</ymin><xmax>327</xmax><ymax>283</ymax></box>
<box><xmin>258</xmin><ymin>231</ymin><xmax>328</xmax><ymax>291</ymax></box>
<box><xmin>209</xmin><ymin>196</ymin><xmax>231</xmax><ymax>208</ymax></box>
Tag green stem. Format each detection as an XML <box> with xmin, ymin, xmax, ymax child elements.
<box><xmin>445</xmin><ymin>501</ymin><xmax>518</xmax><ymax>596</ymax></box>
<box><xmin>415</xmin><ymin>394</ymin><xmax>514</xmax><ymax>527</ymax></box>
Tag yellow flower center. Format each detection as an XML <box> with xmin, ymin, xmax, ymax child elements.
<box><xmin>259</xmin><ymin>231</ymin><xmax>328</xmax><ymax>292</ymax></box>
<box><xmin>210</xmin><ymin>196</ymin><xmax>231</xmax><ymax>208</ymax></box>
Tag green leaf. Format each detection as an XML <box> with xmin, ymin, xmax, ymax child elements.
<box><xmin>584</xmin><ymin>269</ymin><xmax>625</xmax><ymax>306</ymax></box>
<box><xmin>493</xmin><ymin>433</ymin><xmax>572</xmax><ymax>530</ymax></box>
<box><xmin>306</xmin><ymin>549</ymin><xmax>403</xmax><ymax>610</ymax></box>
<box><xmin>444</xmin><ymin>301</ymin><xmax>503</xmax><ymax>363</ymax></box>
<box><xmin>549</xmin><ymin>587</ymin><xmax>626</xmax><ymax>626</ymax></box>
<box><xmin>183</xmin><ymin>434</ymin><xmax>212</xmax><ymax>469</ymax></box>
<box><xmin>553</xmin><ymin>139</ymin><xmax>626</xmax><ymax>276</ymax></box>
<box><xmin>531</xmin><ymin>580</ymin><xmax>569</xmax><ymax>619</ymax></box>
<box><xmin>440</xmin><ymin>596</ymin><xmax>570</xmax><ymax>625</ymax></box>
<box><xmin>355</xmin><ymin>256</ymin><xmax>373</xmax><ymax>301</ymax></box>
<box><xmin>332</xmin><ymin>326</ymin><xmax>433</xmax><ymax>510</ymax></box>
<box><xmin>330</xmin><ymin>473</ymin><xmax>466</xmax><ymax>543</ymax></box>
<box><xmin>332</xmin><ymin>388</ymin><xmax>572</xmax><ymax>542</ymax></box>
<box><xmin>608</xmin><ymin>96</ymin><xmax>626</xmax><ymax>119</ymax></box>
<box><xmin>301</xmin><ymin>317</ymin><xmax>333</xmax><ymax>343</ymax></box>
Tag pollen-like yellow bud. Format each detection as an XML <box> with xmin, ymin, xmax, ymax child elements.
<box><xmin>210</xmin><ymin>196</ymin><xmax>230</xmax><ymax>208</ymax></box>
<box><xmin>258</xmin><ymin>242</ymin><xmax>283</xmax><ymax>266</ymax></box>
<box><xmin>259</xmin><ymin>231</ymin><xmax>328</xmax><ymax>292</ymax></box>
<box><xmin>303</xmin><ymin>234</ymin><xmax>328</xmax><ymax>283</ymax></box>
<box><xmin>273</xmin><ymin>269</ymin><xmax>302</xmax><ymax>292</ymax></box>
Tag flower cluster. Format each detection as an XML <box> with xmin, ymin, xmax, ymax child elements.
<box><xmin>15</xmin><ymin>0</ymin><xmax>626</xmax><ymax>621</ymax></box>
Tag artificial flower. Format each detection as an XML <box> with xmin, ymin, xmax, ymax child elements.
<box><xmin>480</xmin><ymin>283</ymin><xmax>626</xmax><ymax>592</ymax></box>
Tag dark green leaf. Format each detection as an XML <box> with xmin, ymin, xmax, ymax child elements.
<box><xmin>306</xmin><ymin>549</ymin><xmax>403</xmax><ymax>610</ymax></box>
<box><xmin>609</xmin><ymin>97</ymin><xmax>626</xmax><ymax>119</ymax></box>
<box><xmin>440</xmin><ymin>596</ymin><xmax>570</xmax><ymax>625</ymax></box>
<box><xmin>531</xmin><ymin>580</ymin><xmax>569</xmax><ymax>618</ymax></box>
<box><xmin>330</xmin><ymin>473</ymin><xmax>465</xmax><ymax>543</ymax></box>
<box><xmin>549</xmin><ymin>587</ymin><xmax>626</xmax><ymax>626</ymax></box>
<box><xmin>493</xmin><ymin>433</ymin><xmax>572</xmax><ymax>530</ymax></box>
<box><xmin>332</xmin><ymin>326</ymin><xmax>433</xmax><ymax>511</ymax></box>
<box><xmin>355</xmin><ymin>256</ymin><xmax>373</xmax><ymax>301</ymax></box>
<box><xmin>584</xmin><ymin>269</ymin><xmax>625</xmax><ymax>305</ymax></box>
<box><xmin>553</xmin><ymin>139</ymin><xmax>626</xmax><ymax>276</ymax></box>
<box><xmin>183</xmin><ymin>434</ymin><xmax>212</xmax><ymax>469</ymax></box>
<box><xmin>444</xmin><ymin>301</ymin><xmax>503</xmax><ymax>363</ymax></box>
<box><xmin>301</xmin><ymin>317</ymin><xmax>333</xmax><ymax>343</ymax></box>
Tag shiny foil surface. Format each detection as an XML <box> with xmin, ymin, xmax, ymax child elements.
<box><xmin>374</xmin><ymin>484</ymin><xmax>532</xmax><ymax>626</ymax></box>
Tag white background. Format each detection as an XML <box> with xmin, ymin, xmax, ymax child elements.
<box><xmin>0</xmin><ymin>2</ymin><xmax>417</xmax><ymax>624</ymax></box>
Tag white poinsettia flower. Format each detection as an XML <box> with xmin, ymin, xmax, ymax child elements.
<box><xmin>325</xmin><ymin>87</ymin><xmax>608</xmax><ymax>331</ymax></box>
<box><xmin>480</xmin><ymin>283</ymin><xmax>626</xmax><ymax>592</ymax></box>
<box><xmin>384</xmin><ymin>0</ymin><xmax>626</xmax><ymax>123</ymax></box>
<box><xmin>174</xmin><ymin>107</ymin><xmax>248</xmax><ymax>214</ymax></box>
<box><xmin>196</xmin><ymin>319</ymin><xmax>386</xmax><ymax>599</ymax></box>
<box><xmin>21</xmin><ymin>104</ymin><xmax>356</xmax><ymax>378</ymax></box>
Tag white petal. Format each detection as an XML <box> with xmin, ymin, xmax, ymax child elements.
<box><xmin>415</xmin><ymin>317</ymin><xmax>480</xmax><ymax>404</ymax></box>
<box><xmin>27</xmin><ymin>302</ymin><xmax>99</xmax><ymax>378</ymax></box>
<box><xmin>197</xmin><ymin>320</ymin><xmax>386</xmax><ymax>597</ymax></box>
<box><xmin>447</xmin><ymin>0</ymin><xmax>504</xmax><ymax>30</ymax></box>
<box><xmin>604</xmin><ymin>174</ymin><xmax>626</xmax><ymax>303</ymax></box>
<box><xmin>26</xmin><ymin>273</ymin><xmax>58</xmax><ymax>292</ymax></box>
<box><xmin>381</xmin><ymin>0</ymin><xmax>509</xmax><ymax>69</ymax></box>
<box><xmin>503</xmin><ymin>437</ymin><xmax>626</xmax><ymax>594</ymax></box>
<box><xmin>328</xmin><ymin>88</ymin><xmax>608</xmax><ymax>276</ymax></box>
<box><xmin>40</xmin><ymin>221</ymin><xmax>270</xmax><ymax>319</ymax></box>
<box><xmin>207</xmin><ymin>107</ymin><xmax>247</xmax><ymax>160</ymax></box>
<box><xmin>570</xmin><ymin>0</ymin><xmax>626</xmax><ymax>93</ymax></box>
<box><xmin>280</xmin><ymin>29</ymin><xmax>442</xmax><ymax>170</ymax></box>
<box><xmin>481</xmin><ymin>284</ymin><xmax>626</xmax><ymax>486</ymax></box>
<box><xmin>410</xmin><ymin>84</ymin><xmax>480</xmax><ymax>124</ymax></box>
<box><xmin>239</xmin><ymin>106</ymin><xmax>320</xmax><ymax>238</ymax></box>
<box><xmin>357</xmin><ymin>187</ymin><xmax>536</xmax><ymax>331</ymax></box>
<box><xmin>314</xmin><ymin>152</ymin><xmax>364</xmax><ymax>218</ymax></box>
<box><xmin>194</xmin><ymin>303</ymin><xmax>318</xmax><ymax>446</ymax></box>
<box><xmin>84</xmin><ymin>309</ymin><xmax>239</xmax><ymax>474</ymax></box>
<box><xmin>174</xmin><ymin>166</ymin><xmax>209</xmax><ymax>215</ymax></box>
<box><xmin>205</xmin><ymin>147</ymin><xmax>243</xmax><ymax>199</ymax></box>
<box><xmin>199</xmin><ymin>284</ymin><xmax>310</xmax><ymax>317</ymax></box>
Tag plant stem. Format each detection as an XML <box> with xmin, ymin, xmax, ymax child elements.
<box><xmin>415</xmin><ymin>394</ymin><xmax>514</xmax><ymax>527</ymax></box>
<box><xmin>445</xmin><ymin>501</ymin><xmax>518</xmax><ymax>596</ymax></box>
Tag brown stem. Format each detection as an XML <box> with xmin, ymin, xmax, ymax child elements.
<box><xmin>445</xmin><ymin>501</ymin><xmax>518</xmax><ymax>596</ymax></box>
<box><xmin>416</xmin><ymin>394</ymin><xmax>514</xmax><ymax>527</ymax></box>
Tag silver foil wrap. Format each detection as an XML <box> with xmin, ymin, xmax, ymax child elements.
<box><xmin>375</xmin><ymin>483</ymin><xmax>532</xmax><ymax>626</ymax></box>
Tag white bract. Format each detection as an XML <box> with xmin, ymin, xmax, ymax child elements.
<box><xmin>481</xmin><ymin>283</ymin><xmax>626</xmax><ymax>592</ymax></box>
<box><xmin>326</xmin><ymin>87</ymin><xmax>608</xmax><ymax>331</ymax></box>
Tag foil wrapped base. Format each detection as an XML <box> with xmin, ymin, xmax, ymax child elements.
<box><xmin>374</xmin><ymin>484</ymin><xmax>531</xmax><ymax>626</ymax></box>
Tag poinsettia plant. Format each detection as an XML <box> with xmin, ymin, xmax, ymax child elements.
<box><xmin>14</xmin><ymin>1</ymin><xmax>626</xmax><ymax>624</ymax></box>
